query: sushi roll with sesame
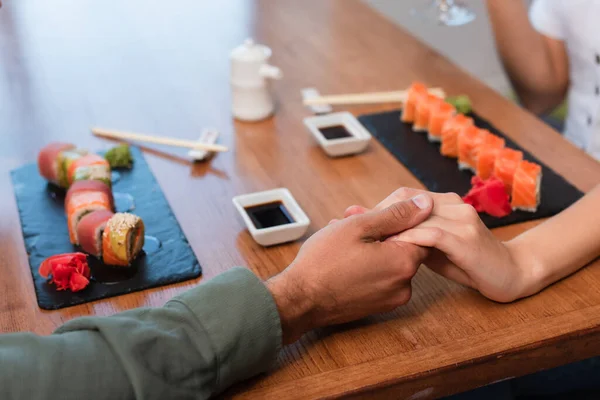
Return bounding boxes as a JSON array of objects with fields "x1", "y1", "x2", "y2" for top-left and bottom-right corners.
[{"x1": 102, "y1": 213, "x2": 145, "y2": 266}]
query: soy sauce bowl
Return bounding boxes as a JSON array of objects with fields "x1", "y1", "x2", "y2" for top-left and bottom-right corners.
[
  {"x1": 232, "y1": 188, "x2": 310, "y2": 247},
  {"x1": 303, "y1": 111, "x2": 372, "y2": 157}
]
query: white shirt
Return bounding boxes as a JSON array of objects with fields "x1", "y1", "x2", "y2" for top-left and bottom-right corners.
[{"x1": 530, "y1": 0, "x2": 600, "y2": 160}]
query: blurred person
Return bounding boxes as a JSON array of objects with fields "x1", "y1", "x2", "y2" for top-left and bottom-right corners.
[{"x1": 487, "y1": 0, "x2": 600, "y2": 160}]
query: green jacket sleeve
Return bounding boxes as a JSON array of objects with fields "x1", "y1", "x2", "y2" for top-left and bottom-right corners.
[{"x1": 0, "y1": 267, "x2": 282, "y2": 400}]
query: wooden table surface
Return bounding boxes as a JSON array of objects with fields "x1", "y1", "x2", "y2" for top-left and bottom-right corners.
[{"x1": 1, "y1": 1, "x2": 600, "y2": 398}]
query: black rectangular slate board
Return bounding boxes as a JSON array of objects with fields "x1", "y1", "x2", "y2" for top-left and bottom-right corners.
[
  {"x1": 358, "y1": 110, "x2": 584, "y2": 229},
  {"x1": 10, "y1": 147, "x2": 202, "y2": 310}
]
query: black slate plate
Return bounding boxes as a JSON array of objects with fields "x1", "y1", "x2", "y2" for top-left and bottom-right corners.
[
  {"x1": 10, "y1": 147, "x2": 202, "y2": 310},
  {"x1": 358, "y1": 110, "x2": 584, "y2": 228}
]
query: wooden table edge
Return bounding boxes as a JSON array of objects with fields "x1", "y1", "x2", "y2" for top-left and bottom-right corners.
[{"x1": 232, "y1": 301, "x2": 600, "y2": 399}]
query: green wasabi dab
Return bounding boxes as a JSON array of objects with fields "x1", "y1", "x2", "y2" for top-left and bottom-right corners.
[
  {"x1": 104, "y1": 144, "x2": 133, "y2": 169},
  {"x1": 446, "y1": 95, "x2": 472, "y2": 115}
]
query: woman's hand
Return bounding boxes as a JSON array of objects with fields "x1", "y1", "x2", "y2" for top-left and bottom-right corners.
[{"x1": 341, "y1": 188, "x2": 537, "y2": 303}]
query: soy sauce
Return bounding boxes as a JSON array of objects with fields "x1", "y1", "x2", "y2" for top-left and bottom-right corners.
[
  {"x1": 319, "y1": 125, "x2": 352, "y2": 140},
  {"x1": 244, "y1": 201, "x2": 294, "y2": 229}
]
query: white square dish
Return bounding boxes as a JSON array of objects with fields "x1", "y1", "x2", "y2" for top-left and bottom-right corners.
[
  {"x1": 232, "y1": 188, "x2": 310, "y2": 246},
  {"x1": 303, "y1": 111, "x2": 372, "y2": 157}
]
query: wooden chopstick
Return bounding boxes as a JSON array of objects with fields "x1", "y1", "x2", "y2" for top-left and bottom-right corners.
[
  {"x1": 91, "y1": 128, "x2": 229, "y2": 153},
  {"x1": 303, "y1": 87, "x2": 446, "y2": 106}
]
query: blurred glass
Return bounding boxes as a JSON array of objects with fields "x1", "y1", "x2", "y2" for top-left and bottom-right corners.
[{"x1": 411, "y1": 0, "x2": 476, "y2": 27}]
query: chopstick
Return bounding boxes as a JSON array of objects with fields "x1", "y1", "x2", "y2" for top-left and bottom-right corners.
[
  {"x1": 91, "y1": 128, "x2": 229, "y2": 153},
  {"x1": 303, "y1": 87, "x2": 446, "y2": 106}
]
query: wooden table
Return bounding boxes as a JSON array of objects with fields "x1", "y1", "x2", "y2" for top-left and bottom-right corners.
[{"x1": 1, "y1": 1, "x2": 600, "y2": 398}]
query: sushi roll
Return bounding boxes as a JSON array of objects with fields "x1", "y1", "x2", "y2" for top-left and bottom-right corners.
[
  {"x1": 57, "y1": 148, "x2": 88, "y2": 188},
  {"x1": 428, "y1": 101, "x2": 456, "y2": 142},
  {"x1": 66, "y1": 187, "x2": 113, "y2": 245},
  {"x1": 476, "y1": 134, "x2": 506, "y2": 180},
  {"x1": 67, "y1": 153, "x2": 112, "y2": 187},
  {"x1": 401, "y1": 82, "x2": 427, "y2": 123},
  {"x1": 511, "y1": 161, "x2": 542, "y2": 212},
  {"x1": 440, "y1": 114, "x2": 473, "y2": 158},
  {"x1": 37, "y1": 142, "x2": 76, "y2": 185},
  {"x1": 414, "y1": 94, "x2": 442, "y2": 132},
  {"x1": 65, "y1": 180, "x2": 114, "y2": 211},
  {"x1": 102, "y1": 213, "x2": 145, "y2": 267},
  {"x1": 493, "y1": 148, "x2": 524, "y2": 194},
  {"x1": 457, "y1": 126, "x2": 488, "y2": 171},
  {"x1": 77, "y1": 210, "x2": 115, "y2": 257}
]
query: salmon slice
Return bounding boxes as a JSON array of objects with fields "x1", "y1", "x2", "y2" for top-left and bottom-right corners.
[
  {"x1": 511, "y1": 160, "x2": 542, "y2": 212},
  {"x1": 440, "y1": 114, "x2": 474, "y2": 158},
  {"x1": 493, "y1": 148, "x2": 524, "y2": 194},
  {"x1": 458, "y1": 126, "x2": 488, "y2": 171},
  {"x1": 414, "y1": 94, "x2": 442, "y2": 132},
  {"x1": 428, "y1": 102, "x2": 456, "y2": 142},
  {"x1": 476, "y1": 134, "x2": 506, "y2": 179},
  {"x1": 401, "y1": 82, "x2": 428, "y2": 123}
]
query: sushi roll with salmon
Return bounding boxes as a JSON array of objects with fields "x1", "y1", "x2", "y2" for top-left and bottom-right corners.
[
  {"x1": 414, "y1": 94, "x2": 442, "y2": 132},
  {"x1": 77, "y1": 210, "x2": 115, "y2": 257},
  {"x1": 401, "y1": 82, "x2": 428, "y2": 124},
  {"x1": 511, "y1": 160, "x2": 542, "y2": 212},
  {"x1": 67, "y1": 153, "x2": 111, "y2": 187},
  {"x1": 57, "y1": 148, "x2": 88, "y2": 188},
  {"x1": 66, "y1": 185, "x2": 113, "y2": 245},
  {"x1": 457, "y1": 126, "x2": 488, "y2": 171},
  {"x1": 37, "y1": 143, "x2": 76, "y2": 185},
  {"x1": 427, "y1": 102, "x2": 456, "y2": 142},
  {"x1": 493, "y1": 148, "x2": 524, "y2": 194},
  {"x1": 65, "y1": 180, "x2": 114, "y2": 211},
  {"x1": 476, "y1": 134, "x2": 506, "y2": 180},
  {"x1": 102, "y1": 213, "x2": 145, "y2": 266},
  {"x1": 440, "y1": 114, "x2": 473, "y2": 158}
]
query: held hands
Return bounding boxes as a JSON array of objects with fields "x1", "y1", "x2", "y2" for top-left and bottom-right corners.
[
  {"x1": 344, "y1": 188, "x2": 535, "y2": 304},
  {"x1": 267, "y1": 195, "x2": 433, "y2": 344}
]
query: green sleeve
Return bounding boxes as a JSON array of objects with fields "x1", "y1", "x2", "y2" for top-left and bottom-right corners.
[{"x1": 0, "y1": 267, "x2": 282, "y2": 400}]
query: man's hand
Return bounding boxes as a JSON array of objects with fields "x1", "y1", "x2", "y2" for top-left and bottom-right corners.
[{"x1": 266, "y1": 194, "x2": 433, "y2": 344}]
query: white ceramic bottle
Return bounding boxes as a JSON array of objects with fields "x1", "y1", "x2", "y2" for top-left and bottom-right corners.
[{"x1": 230, "y1": 39, "x2": 282, "y2": 122}]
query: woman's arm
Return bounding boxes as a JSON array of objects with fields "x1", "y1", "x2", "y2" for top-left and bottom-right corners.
[
  {"x1": 509, "y1": 185, "x2": 600, "y2": 298},
  {"x1": 486, "y1": 0, "x2": 569, "y2": 114}
]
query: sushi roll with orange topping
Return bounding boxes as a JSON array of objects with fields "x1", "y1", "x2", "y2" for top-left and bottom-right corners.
[
  {"x1": 401, "y1": 82, "x2": 428, "y2": 124},
  {"x1": 457, "y1": 126, "x2": 488, "y2": 171},
  {"x1": 102, "y1": 213, "x2": 145, "y2": 266},
  {"x1": 440, "y1": 114, "x2": 473, "y2": 158},
  {"x1": 428, "y1": 102, "x2": 456, "y2": 142},
  {"x1": 493, "y1": 148, "x2": 524, "y2": 194},
  {"x1": 414, "y1": 94, "x2": 442, "y2": 132},
  {"x1": 476, "y1": 134, "x2": 506, "y2": 180},
  {"x1": 511, "y1": 160, "x2": 542, "y2": 212}
]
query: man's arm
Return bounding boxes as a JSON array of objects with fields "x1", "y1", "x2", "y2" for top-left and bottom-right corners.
[
  {"x1": 486, "y1": 0, "x2": 569, "y2": 114},
  {"x1": 0, "y1": 195, "x2": 433, "y2": 399},
  {"x1": 0, "y1": 268, "x2": 282, "y2": 400}
]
